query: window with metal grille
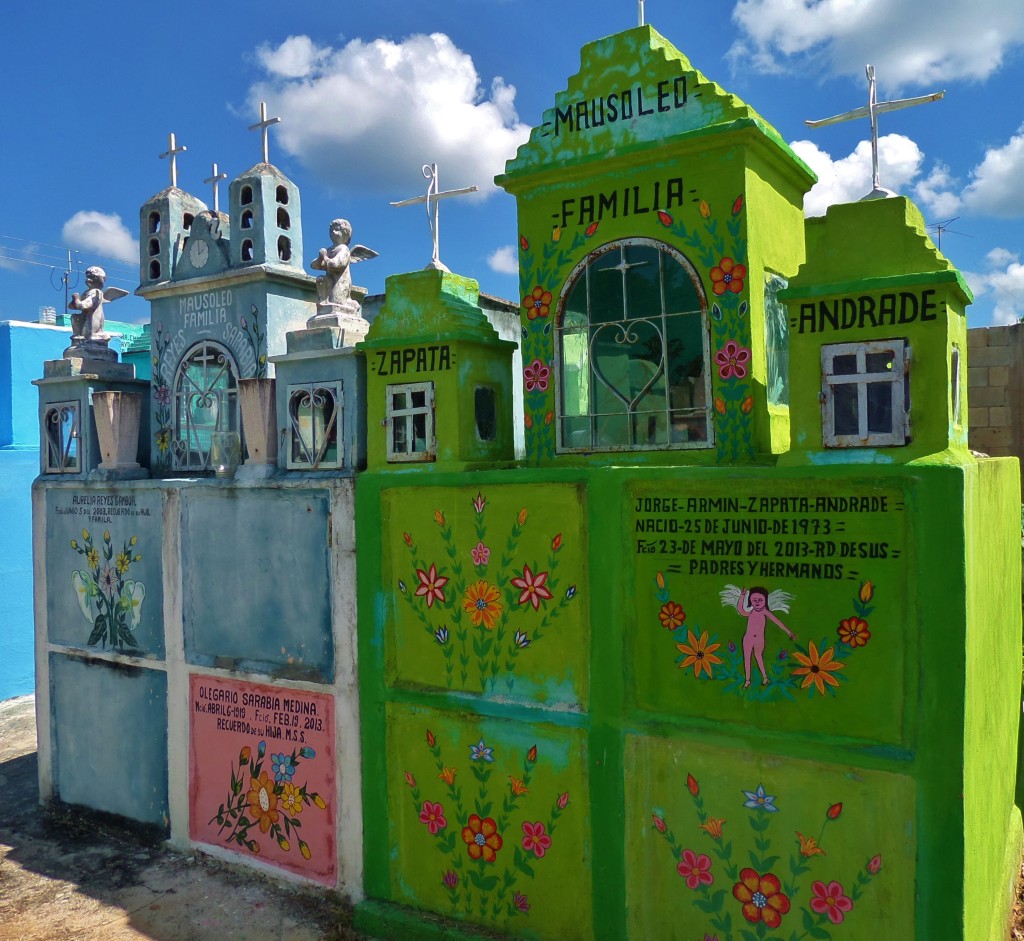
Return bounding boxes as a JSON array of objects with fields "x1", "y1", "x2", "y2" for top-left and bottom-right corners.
[
  {"x1": 172, "y1": 341, "x2": 239, "y2": 471},
  {"x1": 43, "y1": 402, "x2": 79, "y2": 473},
  {"x1": 287, "y1": 382, "x2": 343, "y2": 469},
  {"x1": 821, "y1": 339, "x2": 909, "y2": 447},
  {"x1": 556, "y1": 238, "x2": 713, "y2": 452},
  {"x1": 386, "y1": 381, "x2": 435, "y2": 462}
]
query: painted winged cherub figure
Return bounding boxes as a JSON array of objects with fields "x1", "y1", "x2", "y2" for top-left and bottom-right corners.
[
  {"x1": 68, "y1": 266, "x2": 128, "y2": 343},
  {"x1": 310, "y1": 218, "x2": 378, "y2": 315},
  {"x1": 720, "y1": 585, "x2": 797, "y2": 688}
]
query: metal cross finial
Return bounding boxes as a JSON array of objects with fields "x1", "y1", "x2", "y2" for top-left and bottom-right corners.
[
  {"x1": 204, "y1": 163, "x2": 228, "y2": 213},
  {"x1": 805, "y1": 65, "x2": 945, "y2": 200},
  {"x1": 638, "y1": 0, "x2": 645, "y2": 26},
  {"x1": 390, "y1": 163, "x2": 478, "y2": 271},
  {"x1": 159, "y1": 132, "x2": 187, "y2": 189},
  {"x1": 249, "y1": 101, "x2": 281, "y2": 164}
]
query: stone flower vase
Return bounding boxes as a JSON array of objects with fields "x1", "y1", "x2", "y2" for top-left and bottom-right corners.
[
  {"x1": 238, "y1": 377, "x2": 277, "y2": 465},
  {"x1": 93, "y1": 391, "x2": 142, "y2": 470}
]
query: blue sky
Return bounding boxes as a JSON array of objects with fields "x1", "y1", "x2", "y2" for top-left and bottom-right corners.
[{"x1": 1, "y1": 1, "x2": 1022, "y2": 328}]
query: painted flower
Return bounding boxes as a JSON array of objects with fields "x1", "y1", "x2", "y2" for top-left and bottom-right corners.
[
  {"x1": 859, "y1": 580, "x2": 874, "y2": 603},
  {"x1": 552, "y1": 226, "x2": 562, "y2": 242},
  {"x1": 434, "y1": 509, "x2": 446, "y2": 527},
  {"x1": 699, "y1": 817, "x2": 725, "y2": 840},
  {"x1": 657, "y1": 210, "x2": 674, "y2": 227},
  {"x1": 434, "y1": 626, "x2": 449, "y2": 645},
  {"x1": 868, "y1": 853, "x2": 883, "y2": 874},
  {"x1": 280, "y1": 782, "x2": 303, "y2": 816},
  {"x1": 658, "y1": 601, "x2": 686, "y2": 630},
  {"x1": 585, "y1": 220, "x2": 600, "y2": 237},
  {"x1": 732, "y1": 868, "x2": 791, "y2": 928},
  {"x1": 246, "y1": 771, "x2": 280, "y2": 834},
  {"x1": 87, "y1": 547, "x2": 100, "y2": 569},
  {"x1": 732, "y1": 195, "x2": 744, "y2": 216},
  {"x1": 796, "y1": 831, "x2": 826, "y2": 857},
  {"x1": 154, "y1": 384, "x2": 171, "y2": 405},
  {"x1": 678, "y1": 849, "x2": 714, "y2": 889},
  {"x1": 472, "y1": 492, "x2": 486, "y2": 514},
  {"x1": 519, "y1": 235, "x2": 529, "y2": 251},
  {"x1": 557, "y1": 792, "x2": 570, "y2": 809},
  {"x1": 810, "y1": 880, "x2": 853, "y2": 924},
  {"x1": 778, "y1": 649, "x2": 788, "y2": 660},
  {"x1": 514, "y1": 629, "x2": 531, "y2": 648},
  {"x1": 119, "y1": 581, "x2": 146, "y2": 628},
  {"x1": 524, "y1": 359, "x2": 551, "y2": 392},
  {"x1": 426, "y1": 730, "x2": 436, "y2": 747},
  {"x1": 741, "y1": 394, "x2": 754, "y2": 413},
  {"x1": 98, "y1": 564, "x2": 117, "y2": 598},
  {"x1": 517, "y1": 507, "x2": 528, "y2": 526},
  {"x1": 513, "y1": 891, "x2": 530, "y2": 913},
  {"x1": 521, "y1": 821, "x2": 552, "y2": 858},
  {"x1": 511, "y1": 564, "x2": 553, "y2": 611},
  {"x1": 551, "y1": 533, "x2": 562, "y2": 551},
  {"x1": 155, "y1": 430, "x2": 170, "y2": 453},
  {"x1": 403, "y1": 531, "x2": 413, "y2": 546},
  {"x1": 676, "y1": 629, "x2": 724, "y2": 679},
  {"x1": 523, "y1": 286, "x2": 552, "y2": 320},
  {"x1": 462, "y1": 580, "x2": 503, "y2": 628},
  {"x1": 838, "y1": 616, "x2": 871, "y2": 648},
  {"x1": 566, "y1": 585, "x2": 577, "y2": 599},
  {"x1": 405, "y1": 771, "x2": 417, "y2": 789},
  {"x1": 271, "y1": 752, "x2": 295, "y2": 783},
  {"x1": 471, "y1": 542, "x2": 491, "y2": 566},
  {"x1": 509, "y1": 776, "x2": 528, "y2": 796},
  {"x1": 115, "y1": 551, "x2": 131, "y2": 574},
  {"x1": 714, "y1": 396, "x2": 726, "y2": 415},
  {"x1": 438, "y1": 767, "x2": 456, "y2": 786},
  {"x1": 826, "y1": 802, "x2": 843, "y2": 820},
  {"x1": 415, "y1": 564, "x2": 449, "y2": 608},
  {"x1": 687, "y1": 774, "x2": 699, "y2": 797},
  {"x1": 699, "y1": 199, "x2": 711, "y2": 219},
  {"x1": 742, "y1": 784, "x2": 778, "y2": 813},
  {"x1": 715, "y1": 340, "x2": 751, "y2": 380},
  {"x1": 710, "y1": 257, "x2": 747, "y2": 295},
  {"x1": 652, "y1": 814, "x2": 667, "y2": 832},
  {"x1": 420, "y1": 800, "x2": 447, "y2": 834},
  {"x1": 470, "y1": 739, "x2": 494, "y2": 762},
  {"x1": 791, "y1": 641, "x2": 845, "y2": 695},
  {"x1": 527, "y1": 745, "x2": 537, "y2": 762},
  {"x1": 462, "y1": 814, "x2": 503, "y2": 862},
  {"x1": 443, "y1": 869, "x2": 458, "y2": 890}
]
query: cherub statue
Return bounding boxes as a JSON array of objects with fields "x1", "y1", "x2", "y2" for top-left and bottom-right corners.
[
  {"x1": 68, "y1": 266, "x2": 128, "y2": 344},
  {"x1": 310, "y1": 219, "x2": 378, "y2": 317}
]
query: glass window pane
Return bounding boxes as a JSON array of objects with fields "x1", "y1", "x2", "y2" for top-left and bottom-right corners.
[
  {"x1": 624, "y1": 244, "x2": 660, "y2": 319},
  {"x1": 411, "y1": 390, "x2": 426, "y2": 409},
  {"x1": 590, "y1": 249, "x2": 624, "y2": 324},
  {"x1": 412, "y1": 413, "x2": 427, "y2": 451},
  {"x1": 832, "y1": 354, "x2": 858, "y2": 375},
  {"x1": 865, "y1": 351, "x2": 894, "y2": 374},
  {"x1": 393, "y1": 417, "x2": 407, "y2": 453},
  {"x1": 392, "y1": 391, "x2": 406, "y2": 411},
  {"x1": 833, "y1": 384, "x2": 859, "y2": 436},
  {"x1": 866, "y1": 382, "x2": 894, "y2": 434}
]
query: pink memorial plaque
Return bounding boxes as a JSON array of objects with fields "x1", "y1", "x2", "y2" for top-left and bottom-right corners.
[{"x1": 189, "y1": 674, "x2": 337, "y2": 884}]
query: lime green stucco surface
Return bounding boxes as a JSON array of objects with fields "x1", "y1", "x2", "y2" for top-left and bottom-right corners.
[{"x1": 353, "y1": 20, "x2": 1021, "y2": 941}]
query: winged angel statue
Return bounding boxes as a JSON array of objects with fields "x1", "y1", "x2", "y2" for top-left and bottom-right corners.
[
  {"x1": 69, "y1": 266, "x2": 129, "y2": 343},
  {"x1": 311, "y1": 218, "x2": 378, "y2": 317}
]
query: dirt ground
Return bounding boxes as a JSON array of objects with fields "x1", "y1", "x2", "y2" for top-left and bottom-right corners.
[{"x1": 0, "y1": 695, "x2": 367, "y2": 941}]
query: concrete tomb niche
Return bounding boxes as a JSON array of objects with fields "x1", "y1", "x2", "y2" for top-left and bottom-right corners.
[{"x1": 93, "y1": 391, "x2": 142, "y2": 472}]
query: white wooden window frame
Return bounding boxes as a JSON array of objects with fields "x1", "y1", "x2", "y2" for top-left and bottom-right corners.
[
  {"x1": 386, "y1": 381, "x2": 436, "y2": 463},
  {"x1": 821, "y1": 338, "x2": 909, "y2": 447},
  {"x1": 42, "y1": 400, "x2": 80, "y2": 473},
  {"x1": 286, "y1": 381, "x2": 344, "y2": 470}
]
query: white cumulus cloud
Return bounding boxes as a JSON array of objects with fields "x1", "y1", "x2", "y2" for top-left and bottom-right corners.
[
  {"x1": 487, "y1": 245, "x2": 518, "y2": 275},
  {"x1": 790, "y1": 133, "x2": 924, "y2": 216},
  {"x1": 61, "y1": 211, "x2": 137, "y2": 264},
  {"x1": 248, "y1": 33, "x2": 531, "y2": 195},
  {"x1": 730, "y1": 0, "x2": 1024, "y2": 87},
  {"x1": 964, "y1": 249, "x2": 1024, "y2": 325},
  {"x1": 961, "y1": 126, "x2": 1024, "y2": 217}
]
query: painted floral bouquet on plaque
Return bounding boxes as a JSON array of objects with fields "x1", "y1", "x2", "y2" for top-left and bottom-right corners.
[
  {"x1": 654, "y1": 573, "x2": 877, "y2": 702},
  {"x1": 70, "y1": 528, "x2": 145, "y2": 650},
  {"x1": 653, "y1": 774, "x2": 883, "y2": 940},
  {"x1": 398, "y1": 492, "x2": 578, "y2": 691},
  {"x1": 405, "y1": 730, "x2": 570, "y2": 927},
  {"x1": 210, "y1": 740, "x2": 326, "y2": 860}
]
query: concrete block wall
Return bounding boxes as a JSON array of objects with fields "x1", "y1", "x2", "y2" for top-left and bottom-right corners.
[{"x1": 968, "y1": 323, "x2": 1024, "y2": 464}]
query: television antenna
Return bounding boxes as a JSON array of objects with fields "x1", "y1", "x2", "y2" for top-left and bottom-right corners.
[{"x1": 926, "y1": 216, "x2": 970, "y2": 251}]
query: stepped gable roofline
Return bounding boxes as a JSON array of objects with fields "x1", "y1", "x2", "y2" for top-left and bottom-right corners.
[
  {"x1": 781, "y1": 196, "x2": 973, "y2": 307},
  {"x1": 143, "y1": 185, "x2": 208, "y2": 209},
  {"x1": 498, "y1": 24, "x2": 814, "y2": 188},
  {"x1": 234, "y1": 161, "x2": 294, "y2": 184}
]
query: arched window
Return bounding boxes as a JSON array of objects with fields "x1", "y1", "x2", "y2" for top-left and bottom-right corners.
[
  {"x1": 277, "y1": 236, "x2": 291, "y2": 261},
  {"x1": 276, "y1": 185, "x2": 289, "y2": 204},
  {"x1": 149, "y1": 260, "x2": 161, "y2": 280},
  {"x1": 148, "y1": 238, "x2": 160, "y2": 257},
  {"x1": 240, "y1": 185, "x2": 253, "y2": 205},
  {"x1": 556, "y1": 238, "x2": 713, "y2": 452},
  {"x1": 277, "y1": 207, "x2": 290, "y2": 230},
  {"x1": 172, "y1": 341, "x2": 239, "y2": 472},
  {"x1": 241, "y1": 209, "x2": 254, "y2": 229},
  {"x1": 241, "y1": 239, "x2": 254, "y2": 262},
  {"x1": 148, "y1": 211, "x2": 161, "y2": 235}
]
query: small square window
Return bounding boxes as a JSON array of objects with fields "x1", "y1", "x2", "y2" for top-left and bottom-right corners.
[
  {"x1": 821, "y1": 339, "x2": 909, "y2": 447},
  {"x1": 386, "y1": 381, "x2": 435, "y2": 462},
  {"x1": 287, "y1": 382, "x2": 343, "y2": 469},
  {"x1": 43, "y1": 402, "x2": 79, "y2": 473}
]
